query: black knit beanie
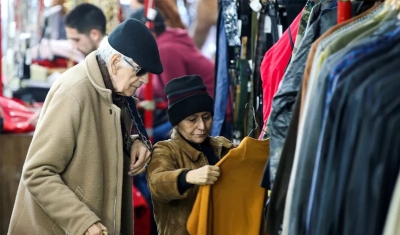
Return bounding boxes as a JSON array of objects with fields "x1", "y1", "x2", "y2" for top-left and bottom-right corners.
[{"x1": 164, "y1": 75, "x2": 214, "y2": 126}]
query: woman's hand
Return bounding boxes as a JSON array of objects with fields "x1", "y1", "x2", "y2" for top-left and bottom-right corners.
[
  {"x1": 85, "y1": 222, "x2": 107, "y2": 235},
  {"x1": 185, "y1": 165, "x2": 220, "y2": 185}
]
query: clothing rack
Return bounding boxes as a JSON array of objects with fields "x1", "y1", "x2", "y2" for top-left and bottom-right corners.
[
  {"x1": 214, "y1": 0, "x2": 300, "y2": 141},
  {"x1": 142, "y1": 0, "x2": 156, "y2": 142},
  {"x1": 338, "y1": 0, "x2": 352, "y2": 23},
  {"x1": 263, "y1": 1, "x2": 400, "y2": 234}
]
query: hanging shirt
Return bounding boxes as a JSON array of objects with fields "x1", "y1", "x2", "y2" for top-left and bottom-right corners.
[{"x1": 187, "y1": 137, "x2": 270, "y2": 235}]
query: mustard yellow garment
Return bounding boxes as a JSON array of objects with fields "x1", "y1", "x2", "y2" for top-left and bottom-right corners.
[{"x1": 187, "y1": 137, "x2": 270, "y2": 235}]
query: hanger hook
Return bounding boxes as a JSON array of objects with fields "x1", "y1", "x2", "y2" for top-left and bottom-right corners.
[{"x1": 245, "y1": 103, "x2": 259, "y2": 137}]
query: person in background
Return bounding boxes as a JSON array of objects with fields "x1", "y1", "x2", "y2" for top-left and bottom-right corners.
[
  {"x1": 129, "y1": 0, "x2": 186, "y2": 29},
  {"x1": 28, "y1": 3, "x2": 105, "y2": 128},
  {"x1": 42, "y1": 0, "x2": 68, "y2": 40},
  {"x1": 7, "y1": 19, "x2": 163, "y2": 235},
  {"x1": 146, "y1": 75, "x2": 236, "y2": 235},
  {"x1": 131, "y1": 8, "x2": 215, "y2": 143},
  {"x1": 190, "y1": 0, "x2": 218, "y2": 59},
  {"x1": 65, "y1": 3, "x2": 106, "y2": 56}
]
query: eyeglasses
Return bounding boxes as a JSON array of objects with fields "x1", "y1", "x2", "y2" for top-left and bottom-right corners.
[{"x1": 123, "y1": 57, "x2": 148, "y2": 77}]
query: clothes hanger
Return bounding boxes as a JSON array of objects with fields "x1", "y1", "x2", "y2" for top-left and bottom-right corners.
[{"x1": 245, "y1": 103, "x2": 267, "y2": 137}]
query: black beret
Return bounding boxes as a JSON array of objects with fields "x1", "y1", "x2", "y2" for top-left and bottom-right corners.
[{"x1": 108, "y1": 19, "x2": 163, "y2": 74}]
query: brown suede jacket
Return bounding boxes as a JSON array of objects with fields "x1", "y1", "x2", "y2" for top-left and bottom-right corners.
[{"x1": 147, "y1": 134, "x2": 235, "y2": 235}]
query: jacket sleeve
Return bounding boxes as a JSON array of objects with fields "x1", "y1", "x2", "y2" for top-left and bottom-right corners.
[
  {"x1": 146, "y1": 143, "x2": 194, "y2": 203},
  {"x1": 22, "y1": 90, "x2": 99, "y2": 235}
]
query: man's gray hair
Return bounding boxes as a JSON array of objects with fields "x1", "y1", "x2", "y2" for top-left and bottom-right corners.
[{"x1": 97, "y1": 36, "x2": 129, "y2": 67}]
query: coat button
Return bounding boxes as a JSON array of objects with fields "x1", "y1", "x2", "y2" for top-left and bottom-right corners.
[{"x1": 109, "y1": 109, "x2": 112, "y2": 115}]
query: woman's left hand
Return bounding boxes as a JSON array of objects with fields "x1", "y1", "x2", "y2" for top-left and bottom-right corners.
[{"x1": 129, "y1": 140, "x2": 151, "y2": 176}]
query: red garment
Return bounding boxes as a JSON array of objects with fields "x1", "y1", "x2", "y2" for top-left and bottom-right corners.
[
  {"x1": 133, "y1": 185, "x2": 151, "y2": 235},
  {"x1": 137, "y1": 28, "x2": 215, "y2": 101},
  {"x1": 259, "y1": 11, "x2": 302, "y2": 139},
  {"x1": 0, "y1": 97, "x2": 36, "y2": 133}
]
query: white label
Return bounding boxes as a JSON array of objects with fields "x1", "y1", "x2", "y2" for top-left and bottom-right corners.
[
  {"x1": 264, "y1": 16, "x2": 272, "y2": 33},
  {"x1": 278, "y1": 25, "x2": 283, "y2": 38}
]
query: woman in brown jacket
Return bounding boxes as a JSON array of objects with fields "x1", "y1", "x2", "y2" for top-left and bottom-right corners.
[{"x1": 146, "y1": 75, "x2": 236, "y2": 235}]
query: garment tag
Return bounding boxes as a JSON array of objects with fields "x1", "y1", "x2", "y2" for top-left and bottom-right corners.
[
  {"x1": 264, "y1": 15, "x2": 272, "y2": 33},
  {"x1": 278, "y1": 25, "x2": 283, "y2": 38}
]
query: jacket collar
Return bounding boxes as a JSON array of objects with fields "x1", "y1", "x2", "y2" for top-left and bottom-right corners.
[
  {"x1": 84, "y1": 51, "x2": 114, "y2": 104},
  {"x1": 171, "y1": 132, "x2": 233, "y2": 161}
]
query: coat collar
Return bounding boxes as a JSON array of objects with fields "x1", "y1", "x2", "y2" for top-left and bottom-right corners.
[
  {"x1": 171, "y1": 133, "x2": 233, "y2": 162},
  {"x1": 84, "y1": 51, "x2": 114, "y2": 104}
]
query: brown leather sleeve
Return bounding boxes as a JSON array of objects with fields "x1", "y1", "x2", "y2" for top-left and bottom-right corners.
[{"x1": 146, "y1": 143, "x2": 192, "y2": 203}]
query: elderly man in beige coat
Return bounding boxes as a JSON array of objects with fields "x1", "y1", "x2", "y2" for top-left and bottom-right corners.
[{"x1": 7, "y1": 19, "x2": 163, "y2": 235}]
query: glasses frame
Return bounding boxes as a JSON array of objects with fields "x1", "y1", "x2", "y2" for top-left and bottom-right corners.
[{"x1": 123, "y1": 57, "x2": 148, "y2": 77}]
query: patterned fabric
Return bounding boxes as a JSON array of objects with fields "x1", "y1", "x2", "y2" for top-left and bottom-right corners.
[
  {"x1": 292, "y1": 0, "x2": 320, "y2": 54},
  {"x1": 220, "y1": 0, "x2": 241, "y2": 46}
]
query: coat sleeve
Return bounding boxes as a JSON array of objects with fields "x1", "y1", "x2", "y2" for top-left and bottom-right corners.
[
  {"x1": 146, "y1": 143, "x2": 194, "y2": 203},
  {"x1": 22, "y1": 90, "x2": 100, "y2": 235}
]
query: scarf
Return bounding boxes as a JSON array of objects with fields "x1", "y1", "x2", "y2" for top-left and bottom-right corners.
[{"x1": 96, "y1": 54, "x2": 153, "y2": 153}]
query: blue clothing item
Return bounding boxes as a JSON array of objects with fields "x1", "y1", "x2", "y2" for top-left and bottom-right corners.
[
  {"x1": 211, "y1": 12, "x2": 230, "y2": 137},
  {"x1": 341, "y1": 65, "x2": 400, "y2": 235},
  {"x1": 306, "y1": 25, "x2": 400, "y2": 234},
  {"x1": 305, "y1": 20, "x2": 400, "y2": 231},
  {"x1": 327, "y1": 26, "x2": 400, "y2": 104},
  {"x1": 153, "y1": 121, "x2": 173, "y2": 143},
  {"x1": 328, "y1": 0, "x2": 337, "y2": 9}
]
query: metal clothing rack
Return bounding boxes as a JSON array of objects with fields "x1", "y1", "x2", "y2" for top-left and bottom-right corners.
[
  {"x1": 338, "y1": 0, "x2": 352, "y2": 23},
  {"x1": 143, "y1": 0, "x2": 156, "y2": 143}
]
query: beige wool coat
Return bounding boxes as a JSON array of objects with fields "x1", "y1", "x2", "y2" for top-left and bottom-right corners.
[{"x1": 8, "y1": 52, "x2": 136, "y2": 235}]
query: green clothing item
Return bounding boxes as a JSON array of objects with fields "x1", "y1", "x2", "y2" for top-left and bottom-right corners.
[{"x1": 292, "y1": 0, "x2": 321, "y2": 54}]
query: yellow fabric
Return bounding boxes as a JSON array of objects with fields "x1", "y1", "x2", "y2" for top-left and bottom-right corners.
[{"x1": 187, "y1": 137, "x2": 270, "y2": 235}]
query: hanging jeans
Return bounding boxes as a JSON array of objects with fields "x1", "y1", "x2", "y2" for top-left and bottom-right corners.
[{"x1": 211, "y1": 12, "x2": 230, "y2": 137}]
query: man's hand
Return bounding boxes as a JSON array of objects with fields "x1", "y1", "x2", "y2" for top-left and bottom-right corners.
[
  {"x1": 185, "y1": 165, "x2": 220, "y2": 185},
  {"x1": 129, "y1": 140, "x2": 151, "y2": 176},
  {"x1": 85, "y1": 222, "x2": 107, "y2": 235}
]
